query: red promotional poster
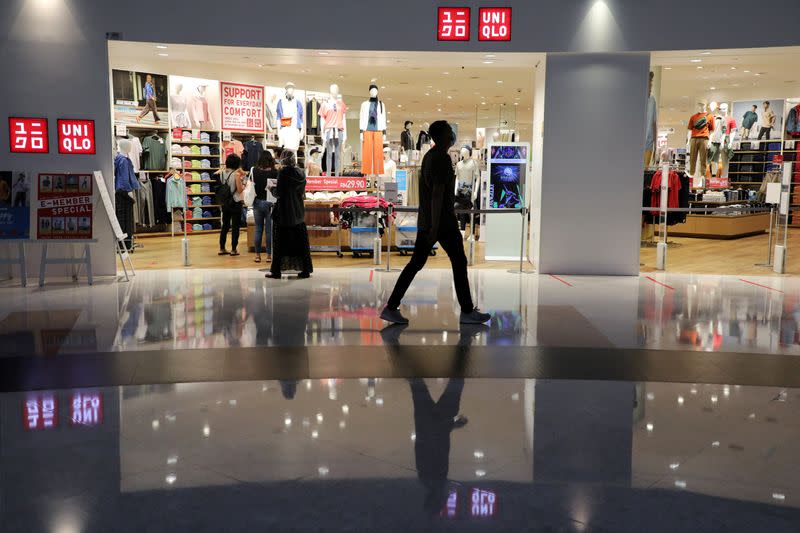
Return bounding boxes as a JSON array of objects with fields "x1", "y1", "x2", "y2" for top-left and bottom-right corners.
[
  {"x1": 306, "y1": 176, "x2": 368, "y2": 191},
  {"x1": 707, "y1": 175, "x2": 730, "y2": 189},
  {"x1": 57, "y1": 119, "x2": 96, "y2": 154},
  {"x1": 221, "y1": 82, "x2": 265, "y2": 132},
  {"x1": 23, "y1": 394, "x2": 58, "y2": 431},
  {"x1": 37, "y1": 173, "x2": 93, "y2": 239},
  {"x1": 437, "y1": 7, "x2": 470, "y2": 41},
  {"x1": 479, "y1": 7, "x2": 512, "y2": 41},
  {"x1": 9, "y1": 117, "x2": 49, "y2": 153}
]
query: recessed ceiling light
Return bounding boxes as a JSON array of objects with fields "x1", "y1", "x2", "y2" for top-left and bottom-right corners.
[
  {"x1": 158, "y1": 53, "x2": 168, "y2": 57},
  {"x1": 755, "y1": 72, "x2": 763, "y2": 76},
  {"x1": 744, "y1": 70, "x2": 751, "y2": 73},
  {"x1": 380, "y1": 85, "x2": 386, "y2": 89},
  {"x1": 436, "y1": 90, "x2": 441, "y2": 93},
  {"x1": 443, "y1": 71, "x2": 450, "y2": 75},
  {"x1": 484, "y1": 54, "x2": 496, "y2": 58},
  {"x1": 664, "y1": 67, "x2": 672, "y2": 70},
  {"x1": 317, "y1": 51, "x2": 330, "y2": 55},
  {"x1": 447, "y1": 95, "x2": 452, "y2": 99},
  {"x1": 696, "y1": 66, "x2": 703, "y2": 70},
  {"x1": 397, "y1": 104, "x2": 402, "y2": 107},
  {"x1": 483, "y1": 60, "x2": 494, "y2": 64},
  {"x1": 730, "y1": 66, "x2": 737, "y2": 70},
  {"x1": 690, "y1": 59, "x2": 702, "y2": 63},
  {"x1": 700, "y1": 51, "x2": 712, "y2": 55},
  {"x1": 496, "y1": 80, "x2": 503, "y2": 84},
  {"x1": 424, "y1": 92, "x2": 430, "y2": 96},
  {"x1": 257, "y1": 64, "x2": 263, "y2": 68},
  {"x1": 710, "y1": 86, "x2": 716, "y2": 90},
  {"x1": 514, "y1": 102, "x2": 519, "y2": 106},
  {"x1": 156, "y1": 45, "x2": 168, "y2": 49}
]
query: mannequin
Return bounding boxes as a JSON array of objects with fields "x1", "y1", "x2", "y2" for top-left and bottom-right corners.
[
  {"x1": 170, "y1": 84, "x2": 191, "y2": 129},
  {"x1": 686, "y1": 102, "x2": 714, "y2": 185},
  {"x1": 319, "y1": 84, "x2": 347, "y2": 176},
  {"x1": 455, "y1": 147, "x2": 479, "y2": 233},
  {"x1": 306, "y1": 147, "x2": 323, "y2": 176},
  {"x1": 276, "y1": 82, "x2": 304, "y2": 152},
  {"x1": 400, "y1": 120, "x2": 414, "y2": 152},
  {"x1": 190, "y1": 85, "x2": 213, "y2": 129},
  {"x1": 417, "y1": 122, "x2": 432, "y2": 158},
  {"x1": 643, "y1": 71, "x2": 657, "y2": 168},
  {"x1": 708, "y1": 102, "x2": 737, "y2": 179},
  {"x1": 306, "y1": 93, "x2": 322, "y2": 136},
  {"x1": 359, "y1": 84, "x2": 387, "y2": 175},
  {"x1": 114, "y1": 139, "x2": 140, "y2": 248},
  {"x1": 381, "y1": 147, "x2": 397, "y2": 182}
]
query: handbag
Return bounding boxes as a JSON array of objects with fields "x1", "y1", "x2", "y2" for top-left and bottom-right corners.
[{"x1": 242, "y1": 168, "x2": 257, "y2": 207}]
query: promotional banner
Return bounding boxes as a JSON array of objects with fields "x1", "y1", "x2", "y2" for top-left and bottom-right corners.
[
  {"x1": 707, "y1": 175, "x2": 730, "y2": 189},
  {"x1": 0, "y1": 170, "x2": 31, "y2": 238},
  {"x1": 221, "y1": 82, "x2": 264, "y2": 132},
  {"x1": 306, "y1": 176, "x2": 367, "y2": 191},
  {"x1": 111, "y1": 69, "x2": 168, "y2": 127},
  {"x1": 37, "y1": 173, "x2": 93, "y2": 239},
  {"x1": 732, "y1": 99, "x2": 785, "y2": 141}
]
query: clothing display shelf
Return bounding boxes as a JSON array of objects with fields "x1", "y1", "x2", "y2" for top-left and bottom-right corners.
[{"x1": 169, "y1": 130, "x2": 223, "y2": 235}]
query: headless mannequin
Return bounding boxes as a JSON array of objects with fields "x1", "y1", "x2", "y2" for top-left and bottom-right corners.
[
  {"x1": 277, "y1": 82, "x2": 302, "y2": 152},
  {"x1": 171, "y1": 83, "x2": 191, "y2": 128},
  {"x1": 687, "y1": 102, "x2": 713, "y2": 187},
  {"x1": 716, "y1": 103, "x2": 736, "y2": 179},
  {"x1": 319, "y1": 83, "x2": 346, "y2": 176},
  {"x1": 455, "y1": 147, "x2": 479, "y2": 233}
]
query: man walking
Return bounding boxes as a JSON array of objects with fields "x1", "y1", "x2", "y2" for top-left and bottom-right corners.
[{"x1": 381, "y1": 120, "x2": 490, "y2": 325}]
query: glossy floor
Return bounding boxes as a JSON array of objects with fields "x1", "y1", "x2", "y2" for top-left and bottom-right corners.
[
  {"x1": 1, "y1": 268, "x2": 798, "y2": 356},
  {"x1": 2, "y1": 378, "x2": 798, "y2": 532}
]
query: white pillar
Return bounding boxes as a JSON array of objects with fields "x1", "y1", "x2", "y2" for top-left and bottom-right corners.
[{"x1": 533, "y1": 53, "x2": 650, "y2": 275}]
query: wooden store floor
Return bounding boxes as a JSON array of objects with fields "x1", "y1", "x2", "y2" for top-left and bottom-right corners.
[{"x1": 131, "y1": 229, "x2": 800, "y2": 275}]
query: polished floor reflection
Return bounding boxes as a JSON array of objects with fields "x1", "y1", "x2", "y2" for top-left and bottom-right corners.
[
  {"x1": 0, "y1": 268, "x2": 799, "y2": 356},
  {"x1": 2, "y1": 378, "x2": 798, "y2": 532}
]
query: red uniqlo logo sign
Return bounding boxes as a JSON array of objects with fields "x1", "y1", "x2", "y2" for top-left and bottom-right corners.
[
  {"x1": 438, "y1": 7, "x2": 470, "y2": 41},
  {"x1": 71, "y1": 392, "x2": 103, "y2": 427},
  {"x1": 58, "y1": 119, "x2": 96, "y2": 155},
  {"x1": 24, "y1": 394, "x2": 58, "y2": 430},
  {"x1": 9, "y1": 117, "x2": 49, "y2": 153},
  {"x1": 479, "y1": 7, "x2": 512, "y2": 41}
]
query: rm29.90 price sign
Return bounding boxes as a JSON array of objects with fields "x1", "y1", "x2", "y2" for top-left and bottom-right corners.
[{"x1": 58, "y1": 119, "x2": 96, "y2": 155}]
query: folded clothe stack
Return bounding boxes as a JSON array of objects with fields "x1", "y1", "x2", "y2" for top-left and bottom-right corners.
[
  {"x1": 203, "y1": 210, "x2": 211, "y2": 218},
  {"x1": 172, "y1": 128, "x2": 183, "y2": 141},
  {"x1": 191, "y1": 160, "x2": 201, "y2": 169},
  {"x1": 202, "y1": 196, "x2": 212, "y2": 205},
  {"x1": 190, "y1": 145, "x2": 201, "y2": 155},
  {"x1": 181, "y1": 131, "x2": 192, "y2": 142},
  {"x1": 193, "y1": 224, "x2": 202, "y2": 231},
  {"x1": 203, "y1": 223, "x2": 212, "y2": 230},
  {"x1": 192, "y1": 196, "x2": 202, "y2": 206},
  {"x1": 200, "y1": 132, "x2": 210, "y2": 142},
  {"x1": 200, "y1": 159, "x2": 211, "y2": 169},
  {"x1": 183, "y1": 160, "x2": 192, "y2": 169},
  {"x1": 193, "y1": 207, "x2": 203, "y2": 219},
  {"x1": 172, "y1": 145, "x2": 183, "y2": 153},
  {"x1": 201, "y1": 184, "x2": 211, "y2": 193},
  {"x1": 200, "y1": 172, "x2": 211, "y2": 181},
  {"x1": 191, "y1": 184, "x2": 201, "y2": 194},
  {"x1": 201, "y1": 146, "x2": 211, "y2": 155},
  {"x1": 191, "y1": 171, "x2": 201, "y2": 181},
  {"x1": 185, "y1": 209, "x2": 192, "y2": 219},
  {"x1": 170, "y1": 157, "x2": 182, "y2": 169}
]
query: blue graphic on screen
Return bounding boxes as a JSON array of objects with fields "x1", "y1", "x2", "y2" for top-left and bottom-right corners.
[
  {"x1": 490, "y1": 164, "x2": 522, "y2": 208},
  {"x1": 490, "y1": 145, "x2": 527, "y2": 161}
]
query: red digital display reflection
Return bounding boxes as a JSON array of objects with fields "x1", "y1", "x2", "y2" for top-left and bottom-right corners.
[
  {"x1": 24, "y1": 394, "x2": 58, "y2": 430},
  {"x1": 71, "y1": 391, "x2": 103, "y2": 427},
  {"x1": 470, "y1": 488, "x2": 497, "y2": 518}
]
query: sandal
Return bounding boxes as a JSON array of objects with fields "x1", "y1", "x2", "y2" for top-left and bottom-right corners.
[
  {"x1": 255, "y1": 256, "x2": 262, "y2": 263},
  {"x1": 230, "y1": 250, "x2": 240, "y2": 257},
  {"x1": 218, "y1": 250, "x2": 230, "y2": 256}
]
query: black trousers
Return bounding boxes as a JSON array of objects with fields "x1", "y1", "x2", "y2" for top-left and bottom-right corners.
[
  {"x1": 387, "y1": 222, "x2": 474, "y2": 312},
  {"x1": 220, "y1": 203, "x2": 243, "y2": 251},
  {"x1": 758, "y1": 127, "x2": 771, "y2": 140}
]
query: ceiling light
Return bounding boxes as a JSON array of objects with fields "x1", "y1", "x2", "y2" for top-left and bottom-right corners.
[
  {"x1": 710, "y1": 86, "x2": 716, "y2": 90},
  {"x1": 669, "y1": 463, "x2": 680, "y2": 470},
  {"x1": 156, "y1": 45, "x2": 168, "y2": 49},
  {"x1": 443, "y1": 71, "x2": 450, "y2": 75},
  {"x1": 712, "y1": 441, "x2": 720, "y2": 447},
  {"x1": 484, "y1": 54, "x2": 496, "y2": 58},
  {"x1": 772, "y1": 493, "x2": 786, "y2": 501},
  {"x1": 496, "y1": 80, "x2": 503, "y2": 84},
  {"x1": 664, "y1": 67, "x2": 672, "y2": 70},
  {"x1": 755, "y1": 72, "x2": 762, "y2": 76},
  {"x1": 158, "y1": 53, "x2": 168, "y2": 57},
  {"x1": 514, "y1": 102, "x2": 519, "y2": 106},
  {"x1": 317, "y1": 51, "x2": 330, "y2": 55},
  {"x1": 380, "y1": 85, "x2": 386, "y2": 89},
  {"x1": 677, "y1": 396, "x2": 684, "y2": 405},
  {"x1": 675, "y1": 480, "x2": 687, "y2": 489},
  {"x1": 397, "y1": 104, "x2": 402, "y2": 107},
  {"x1": 257, "y1": 64, "x2": 263, "y2": 68},
  {"x1": 483, "y1": 60, "x2": 494, "y2": 64},
  {"x1": 696, "y1": 66, "x2": 703, "y2": 70},
  {"x1": 690, "y1": 59, "x2": 702, "y2": 63},
  {"x1": 700, "y1": 51, "x2": 712, "y2": 55},
  {"x1": 730, "y1": 66, "x2": 737, "y2": 70},
  {"x1": 424, "y1": 93, "x2": 430, "y2": 96},
  {"x1": 744, "y1": 70, "x2": 751, "y2": 73},
  {"x1": 447, "y1": 95, "x2": 452, "y2": 99},
  {"x1": 646, "y1": 423, "x2": 654, "y2": 432},
  {"x1": 436, "y1": 90, "x2": 442, "y2": 93}
]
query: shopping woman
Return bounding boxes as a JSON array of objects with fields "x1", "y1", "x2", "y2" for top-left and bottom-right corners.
[
  {"x1": 251, "y1": 151, "x2": 278, "y2": 263},
  {"x1": 266, "y1": 150, "x2": 313, "y2": 279},
  {"x1": 219, "y1": 154, "x2": 245, "y2": 256}
]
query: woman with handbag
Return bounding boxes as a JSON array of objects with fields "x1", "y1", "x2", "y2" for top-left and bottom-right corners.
[
  {"x1": 251, "y1": 152, "x2": 278, "y2": 263},
  {"x1": 266, "y1": 150, "x2": 313, "y2": 279},
  {"x1": 218, "y1": 154, "x2": 245, "y2": 256}
]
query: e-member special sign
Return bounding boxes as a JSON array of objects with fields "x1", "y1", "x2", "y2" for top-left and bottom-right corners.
[
  {"x1": 305, "y1": 176, "x2": 368, "y2": 191},
  {"x1": 37, "y1": 174, "x2": 93, "y2": 239},
  {"x1": 221, "y1": 82, "x2": 264, "y2": 132}
]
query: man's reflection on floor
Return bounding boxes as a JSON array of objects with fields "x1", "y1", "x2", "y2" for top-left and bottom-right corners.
[{"x1": 381, "y1": 322, "x2": 486, "y2": 516}]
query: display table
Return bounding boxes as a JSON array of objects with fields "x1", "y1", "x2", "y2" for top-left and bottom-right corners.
[{"x1": 669, "y1": 213, "x2": 770, "y2": 239}]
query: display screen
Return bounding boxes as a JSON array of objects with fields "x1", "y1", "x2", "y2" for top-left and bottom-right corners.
[
  {"x1": 490, "y1": 145, "x2": 527, "y2": 162},
  {"x1": 490, "y1": 164, "x2": 523, "y2": 208}
]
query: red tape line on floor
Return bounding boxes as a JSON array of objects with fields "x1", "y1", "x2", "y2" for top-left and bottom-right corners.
[
  {"x1": 645, "y1": 276, "x2": 674, "y2": 290},
  {"x1": 369, "y1": 270, "x2": 374, "y2": 283},
  {"x1": 549, "y1": 274, "x2": 573, "y2": 287},
  {"x1": 739, "y1": 278, "x2": 784, "y2": 293}
]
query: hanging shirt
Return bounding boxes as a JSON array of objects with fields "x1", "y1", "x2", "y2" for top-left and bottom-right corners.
[
  {"x1": 644, "y1": 94, "x2": 657, "y2": 151},
  {"x1": 222, "y1": 140, "x2": 244, "y2": 158},
  {"x1": 688, "y1": 112, "x2": 714, "y2": 138},
  {"x1": 166, "y1": 176, "x2": 186, "y2": 210},
  {"x1": 650, "y1": 169, "x2": 681, "y2": 216},
  {"x1": 141, "y1": 135, "x2": 167, "y2": 170},
  {"x1": 306, "y1": 98, "x2": 320, "y2": 133},
  {"x1": 114, "y1": 154, "x2": 141, "y2": 192},
  {"x1": 243, "y1": 140, "x2": 264, "y2": 170},
  {"x1": 127, "y1": 136, "x2": 143, "y2": 173}
]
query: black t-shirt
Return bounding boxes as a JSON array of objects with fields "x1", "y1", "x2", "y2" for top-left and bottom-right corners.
[
  {"x1": 418, "y1": 147, "x2": 456, "y2": 230},
  {"x1": 252, "y1": 167, "x2": 277, "y2": 201}
]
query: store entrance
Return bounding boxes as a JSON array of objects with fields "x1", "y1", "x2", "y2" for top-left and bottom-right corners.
[
  {"x1": 641, "y1": 46, "x2": 800, "y2": 276},
  {"x1": 107, "y1": 42, "x2": 541, "y2": 270}
]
